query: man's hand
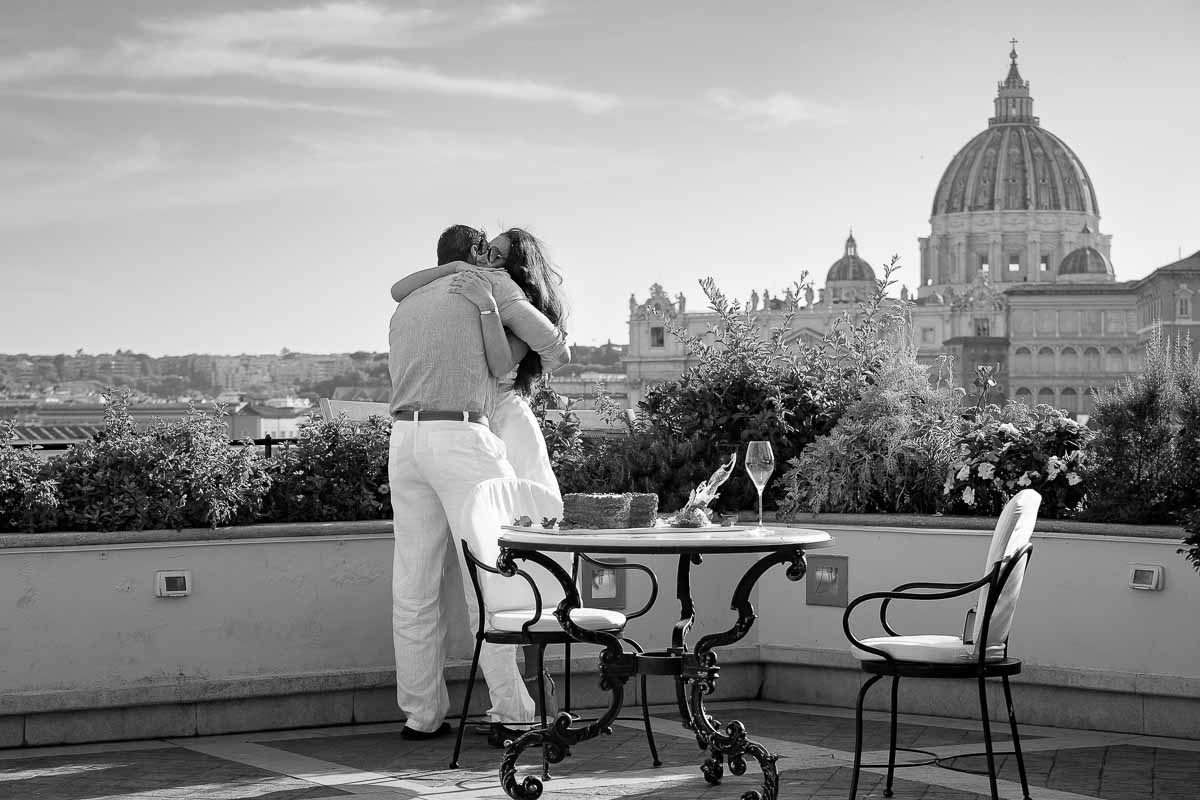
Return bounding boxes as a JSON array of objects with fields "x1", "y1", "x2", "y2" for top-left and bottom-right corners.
[{"x1": 448, "y1": 270, "x2": 498, "y2": 312}]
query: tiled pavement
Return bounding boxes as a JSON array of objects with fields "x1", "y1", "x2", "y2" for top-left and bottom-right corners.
[{"x1": 2, "y1": 701, "x2": 1198, "y2": 800}]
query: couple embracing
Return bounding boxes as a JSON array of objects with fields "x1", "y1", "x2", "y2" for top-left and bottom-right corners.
[{"x1": 386, "y1": 224, "x2": 570, "y2": 741}]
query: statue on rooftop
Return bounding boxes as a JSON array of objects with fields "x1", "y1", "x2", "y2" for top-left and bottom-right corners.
[
  {"x1": 676, "y1": 292, "x2": 686, "y2": 313},
  {"x1": 804, "y1": 285, "x2": 814, "y2": 309},
  {"x1": 749, "y1": 289, "x2": 759, "y2": 312},
  {"x1": 629, "y1": 293, "x2": 638, "y2": 315}
]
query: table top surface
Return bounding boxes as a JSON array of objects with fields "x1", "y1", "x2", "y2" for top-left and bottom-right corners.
[{"x1": 498, "y1": 525, "x2": 834, "y2": 554}]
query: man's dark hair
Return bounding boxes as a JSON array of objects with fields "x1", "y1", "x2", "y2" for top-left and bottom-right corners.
[{"x1": 436, "y1": 224, "x2": 486, "y2": 265}]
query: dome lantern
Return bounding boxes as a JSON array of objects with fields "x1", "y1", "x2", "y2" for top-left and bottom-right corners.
[{"x1": 991, "y1": 40, "x2": 1038, "y2": 126}]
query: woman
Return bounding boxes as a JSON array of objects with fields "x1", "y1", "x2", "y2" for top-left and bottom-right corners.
[{"x1": 390, "y1": 227, "x2": 567, "y2": 501}]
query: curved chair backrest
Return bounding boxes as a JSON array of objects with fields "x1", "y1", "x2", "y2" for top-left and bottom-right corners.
[
  {"x1": 459, "y1": 477, "x2": 569, "y2": 616},
  {"x1": 972, "y1": 489, "x2": 1041, "y2": 650}
]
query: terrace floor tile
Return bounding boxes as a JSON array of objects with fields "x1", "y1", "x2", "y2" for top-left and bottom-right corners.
[{"x1": 0, "y1": 701, "x2": 1195, "y2": 800}]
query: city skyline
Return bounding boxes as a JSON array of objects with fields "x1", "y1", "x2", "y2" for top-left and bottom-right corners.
[{"x1": 3, "y1": 1, "x2": 1198, "y2": 355}]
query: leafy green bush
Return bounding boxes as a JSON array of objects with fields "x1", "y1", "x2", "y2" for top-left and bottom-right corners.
[
  {"x1": 1172, "y1": 352, "x2": 1200, "y2": 513},
  {"x1": 0, "y1": 420, "x2": 60, "y2": 533},
  {"x1": 261, "y1": 413, "x2": 392, "y2": 522},
  {"x1": 942, "y1": 402, "x2": 1091, "y2": 518},
  {"x1": 1179, "y1": 509, "x2": 1200, "y2": 574},
  {"x1": 779, "y1": 344, "x2": 960, "y2": 516},
  {"x1": 49, "y1": 392, "x2": 270, "y2": 532},
  {"x1": 1082, "y1": 330, "x2": 1193, "y2": 524},
  {"x1": 547, "y1": 261, "x2": 923, "y2": 513}
]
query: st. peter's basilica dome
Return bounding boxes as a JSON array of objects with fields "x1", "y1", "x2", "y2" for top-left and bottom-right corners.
[{"x1": 930, "y1": 50, "x2": 1099, "y2": 217}]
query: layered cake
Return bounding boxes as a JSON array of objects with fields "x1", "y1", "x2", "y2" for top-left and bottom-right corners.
[
  {"x1": 561, "y1": 493, "x2": 631, "y2": 529},
  {"x1": 627, "y1": 493, "x2": 659, "y2": 528}
]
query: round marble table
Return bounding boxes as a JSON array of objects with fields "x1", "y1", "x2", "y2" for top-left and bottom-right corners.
[{"x1": 494, "y1": 525, "x2": 834, "y2": 800}]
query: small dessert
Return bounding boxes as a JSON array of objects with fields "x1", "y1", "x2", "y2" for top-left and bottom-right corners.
[{"x1": 561, "y1": 493, "x2": 632, "y2": 529}]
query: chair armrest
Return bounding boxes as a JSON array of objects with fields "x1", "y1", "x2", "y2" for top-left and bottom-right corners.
[
  {"x1": 463, "y1": 544, "x2": 552, "y2": 634},
  {"x1": 843, "y1": 572, "x2": 993, "y2": 645},
  {"x1": 575, "y1": 552, "x2": 660, "y2": 620}
]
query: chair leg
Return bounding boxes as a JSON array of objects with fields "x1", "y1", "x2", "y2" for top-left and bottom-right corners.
[
  {"x1": 848, "y1": 674, "x2": 884, "y2": 800},
  {"x1": 1002, "y1": 676, "x2": 1032, "y2": 800},
  {"x1": 563, "y1": 640, "x2": 572, "y2": 715},
  {"x1": 977, "y1": 676, "x2": 999, "y2": 800},
  {"x1": 450, "y1": 637, "x2": 484, "y2": 769},
  {"x1": 884, "y1": 675, "x2": 900, "y2": 798},
  {"x1": 537, "y1": 643, "x2": 550, "y2": 781}
]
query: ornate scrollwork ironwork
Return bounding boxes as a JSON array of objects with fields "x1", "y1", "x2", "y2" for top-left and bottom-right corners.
[
  {"x1": 682, "y1": 547, "x2": 804, "y2": 800},
  {"x1": 497, "y1": 547, "x2": 630, "y2": 800}
]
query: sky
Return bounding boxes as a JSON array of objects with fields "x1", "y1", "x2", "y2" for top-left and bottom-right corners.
[{"x1": 2, "y1": 0, "x2": 1198, "y2": 356}]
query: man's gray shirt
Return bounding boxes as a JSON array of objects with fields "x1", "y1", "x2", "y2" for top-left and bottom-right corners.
[{"x1": 388, "y1": 270, "x2": 569, "y2": 417}]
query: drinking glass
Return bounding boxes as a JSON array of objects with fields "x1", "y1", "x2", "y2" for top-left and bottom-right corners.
[{"x1": 744, "y1": 441, "x2": 775, "y2": 529}]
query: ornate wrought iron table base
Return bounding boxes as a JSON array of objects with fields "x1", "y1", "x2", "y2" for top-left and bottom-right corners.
[{"x1": 495, "y1": 539, "x2": 814, "y2": 800}]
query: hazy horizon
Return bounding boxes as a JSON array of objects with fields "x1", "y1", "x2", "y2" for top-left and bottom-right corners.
[{"x1": 3, "y1": 1, "x2": 1198, "y2": 356}]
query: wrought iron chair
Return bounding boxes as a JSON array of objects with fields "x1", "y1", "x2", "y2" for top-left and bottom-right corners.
[
  {"x1": 842, "y1": 489, "x2": 1041, "y2": 800},
  {"x1": 450, "y1": 477, "x2": 660, "y2": 777}
]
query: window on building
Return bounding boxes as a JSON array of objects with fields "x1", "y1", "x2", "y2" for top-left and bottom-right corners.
[
  {"x1": 921, "y1": 327, "x2": 936, "y2": 344},
  {"x1": 1039, "y1": 255, "x2": 1050, "y2": 272},
  {"x1": 1180, "y1": 297, "x2": 1192, "y2": 319},
  {"x1": 1008, "y1": 255, "x2": 1021, "y2": 273},
  {"x1": 974, "y1": 318, "x2": 990, "y2": 337},
  {"x1": 649, "y1": 326, "x2": 665, "y2": 348},
  {"x1": 980, "y1": 256, "x2": 990, "y2": 274}
]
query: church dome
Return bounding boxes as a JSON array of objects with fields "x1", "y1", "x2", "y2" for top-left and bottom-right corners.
[
  {"x1": 827, "y1": 232, "x2": 875, "y2": 283},
  {"x1": 1059, "y1": 245, "x2": 1112, "y2": 276},
  {"x1": 931, "y1": 48, "x2": 1099, "y2": 217}
]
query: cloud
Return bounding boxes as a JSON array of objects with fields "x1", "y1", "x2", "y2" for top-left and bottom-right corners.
[
  {"x1": 0, "y1": 3, "x2": 616, "y2": 114},
  {"x1": 0, "y1": 48, "x2": 82, "y2": 82},
  {"x1": 485, "y1": 1, "x2": 552, "y2": 27},
  {"x1": 706, "y1": 88, "x2": 847, "y2": 126},
  {"x1": 10, "y1": 88, "x2": 393, "y2": 118},
  {"x1": 140, "y1": 2, "x2": 449, "y2": 50}
]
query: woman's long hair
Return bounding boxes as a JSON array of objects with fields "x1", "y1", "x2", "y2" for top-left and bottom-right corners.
[{"x1": 500, "y1": 228, "x2": 568, "y2": 395}]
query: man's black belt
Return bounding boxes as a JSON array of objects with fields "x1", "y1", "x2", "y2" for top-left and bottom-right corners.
[{"x1": 393, "y1": 409, "x2": 488, "y2": 426}]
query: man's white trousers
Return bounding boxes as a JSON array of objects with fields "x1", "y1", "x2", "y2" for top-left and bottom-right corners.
[{"x1": 387, "y1": 419, "x2": 535, "y2": 733}]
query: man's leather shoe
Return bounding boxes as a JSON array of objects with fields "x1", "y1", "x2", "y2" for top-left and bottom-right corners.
[
  {"x1": 400, "y1": 721, "x2": 452, "y2": 741},
  {"x1": 487, "y1": 722, "x2": 531, "y2": 748}
]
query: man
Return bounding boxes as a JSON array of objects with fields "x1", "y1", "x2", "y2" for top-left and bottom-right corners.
[{"x1": 388, "y1": 224, "x2": 569, "y2": 740}]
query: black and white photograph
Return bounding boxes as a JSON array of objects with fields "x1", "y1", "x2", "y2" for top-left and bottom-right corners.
[{"x1": 2, "y1": 1, "x2": 1199, "y2": 798}]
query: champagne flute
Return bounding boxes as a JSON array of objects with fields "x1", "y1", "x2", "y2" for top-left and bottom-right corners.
[{"x1": 744, "y1": 441, "x2": 775, "y2": 530}]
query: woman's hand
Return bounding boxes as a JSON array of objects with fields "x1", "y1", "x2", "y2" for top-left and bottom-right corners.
[{"x1": 448, "y1": 270, "x2": 498, "y2": 312}]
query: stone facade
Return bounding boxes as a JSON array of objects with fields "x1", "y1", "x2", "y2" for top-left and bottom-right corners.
[{"x1": 624, "y1": 47, "x2": 1199, "y2": 414}]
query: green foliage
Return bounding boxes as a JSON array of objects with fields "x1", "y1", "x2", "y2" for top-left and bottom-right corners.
[
  {"x1": 49, "y1": 391, "x2": 270, "y2": 532},
  {"x1": 0, "y1": 420, "x2": 60, "y2": 533},
  {"x1": 1179, "y1": 509, "x2": 1200, "y2": 574},
  {"x1": 634, "y1": 276, "x2": 841, "y2": 510},
  {"x1": 261, "y1": 413, "x2": 392, "y2": 522},
  {"x1": 552, "y1": 260, "x2": 916, "y2": 513},
  {"x1": 1082, "y1": 330, "x2": 1194, "y2": 524},
  {"x1": 1172, "y1": 352, "x2": 1200, "y2": 512},
  {"x1": 942, "y1": 402, "x2": 1091, "y2": 518},
  {"x1": 779, "y1": 338, "x2": 960, "y2": 515}
]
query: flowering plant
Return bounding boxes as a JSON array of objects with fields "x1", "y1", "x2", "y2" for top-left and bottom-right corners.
[{"x1": 943, "y1": 403, "x2": 1092, "y2": 518}]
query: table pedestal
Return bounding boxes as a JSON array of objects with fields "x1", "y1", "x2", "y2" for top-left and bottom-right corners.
[{"x1": 496, "y1": 545, "x2": 808, "y2": 800}]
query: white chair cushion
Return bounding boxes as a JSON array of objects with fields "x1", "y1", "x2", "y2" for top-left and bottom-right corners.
[
  {"x1": 491, "y1": 607, "x2": 627, "y2": 634},
  {"x1": 851, "y1": 634, "x2": 1007, "y2": 664}
]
